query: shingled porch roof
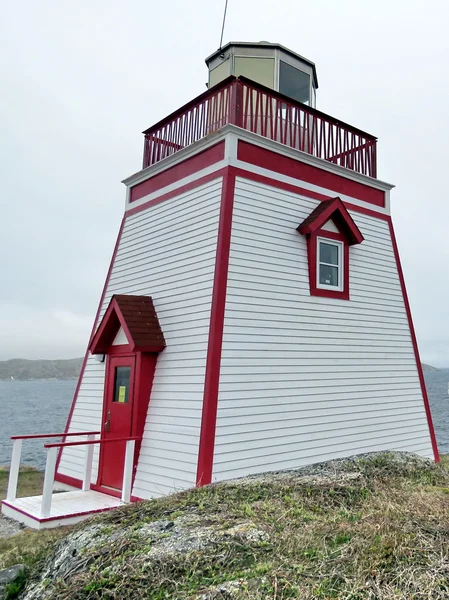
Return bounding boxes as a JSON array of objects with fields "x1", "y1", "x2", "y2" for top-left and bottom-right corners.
[
  {"x1": 89, "y1": 295, "x2": 166, "y2": 355},
  {"x1": 297, "y1": 197, "x2": 364, "y2": 245}
]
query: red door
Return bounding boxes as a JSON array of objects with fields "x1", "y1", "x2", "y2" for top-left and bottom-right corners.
[{"x1": 98, "y1": 355, "x2": 135, "y2": 490}]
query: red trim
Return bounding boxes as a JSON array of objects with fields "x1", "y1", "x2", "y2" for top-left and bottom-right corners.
[
  {"x1": 388, "y1": 219, "x2": 439, "y2": 462},
  {"x1": 45, "y1": 436, "x2": 141, "y2": 449},
  {"x1": 96, "y1": 355, "x2": 136, "y2": 488},
  {"x1": 107, "y1": 344, "x2": 133, "y2": 355},
  {"x1": 229, "y1": 167, "x2": 390, "y2": 222},
  {"x1": 343, "y1": 201, "x2": 388, "y2": 222},
  {"x1": 127, "y1": 163, "x2": 388, "y2": 224},
  {"x1": 130, "y1": 141, "x2": 225, "y2": 202},
  {"x1": 53, "y1": 473, "x2": 143, "y2": 502},
  {"x1": 130, "y1": 352, "x2": 157, "y2": 488},
  {"x1": 90, "y1": 484, "x2": 142, "y2": 502},
  {"x1": 54, "y1": 473, "x2": 82, "y2": 489},
  {"x1": 237, "y1": 141, "x2": 385, "y2": 207},
  {"x1": 298, "y1": 197, "x2": 364, "y2": 245},
  {"x1": 306, "y1": 230, "x2": 350, "y2": 301},
  {"x1": 231, "y1": 166, "x2": 330, "y2": 203},
  {"x1": 56, "y1": 217, "x2": 126, "y2": 475},
  {"x1": 126, "y1": 169, "x2": 228, "y2": 217},
  {"x1": 196, "y1": 169, "x2": 235, "y2": 486},
  {"x1": 53, "y1": 473, "x2": 143, "y2": 508}
]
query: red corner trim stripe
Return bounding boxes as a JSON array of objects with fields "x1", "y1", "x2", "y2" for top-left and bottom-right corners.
[
  {"x1": 388, "y1": 218, "x2": 439, "y2": 462},
  {"x1": 196, "y1": 169, "x2": 236, "y2": 486},
  {"x1": 55, "y1": 217, "x2": 126, "y2": 474}
]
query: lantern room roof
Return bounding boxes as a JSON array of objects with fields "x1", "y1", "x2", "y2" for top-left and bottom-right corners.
[{"x1": 205, "y1": 41, "x2": 319, "y2": 88}]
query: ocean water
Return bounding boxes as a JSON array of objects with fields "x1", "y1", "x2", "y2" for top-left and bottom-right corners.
[
  {"x1": 0, "y1": 380, "x2": 76, "y2": 469},
  {"x1": 423, "y1": 369, "x2": 449, "y2": 454},
  {"x1": 0, "y1": 373, "x2": 448, "y2": 470}
]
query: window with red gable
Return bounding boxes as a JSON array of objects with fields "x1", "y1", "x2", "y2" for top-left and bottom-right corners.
[{"x1": 297, "y1": 198, "x2": 364, "y2": 300}]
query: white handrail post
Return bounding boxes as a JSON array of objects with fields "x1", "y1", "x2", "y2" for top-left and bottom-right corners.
[
  {"x1": 82, "y1": 434, "x2": 95, "y2": 491},
  {"x1": 7, "y1": 439, "x2": 22, "y2": 501},
  {"x1": 121, "y1": 440, "x2": 135, "y2": 503},
  {"x1": 41, "y1": 447, "x2": 58, "y2": 518}
]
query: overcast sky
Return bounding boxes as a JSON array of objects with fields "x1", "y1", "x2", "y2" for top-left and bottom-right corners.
[{"x1": 1, "y1": 0, "x2": 448, "y2": 366}]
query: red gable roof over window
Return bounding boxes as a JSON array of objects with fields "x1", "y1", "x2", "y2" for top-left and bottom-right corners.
[
  {"x1": 297, "y1": 197, "x2": 364, "y2": 245},
  {"x1": 89, "y1": 295, "x2": 166, "y2": 355}
]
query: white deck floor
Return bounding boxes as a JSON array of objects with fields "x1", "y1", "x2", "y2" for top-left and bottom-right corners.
[{"x1": 2, "y1": 490, "x2": 123, "y2": 529}]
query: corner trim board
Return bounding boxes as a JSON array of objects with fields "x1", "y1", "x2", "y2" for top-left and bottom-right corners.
[
  {"x1": 388, "y1": 218, "x2": 439, "y2": 461},
  {"x1": 196, "y1": 169, "x2": 236, "y2": 486}
]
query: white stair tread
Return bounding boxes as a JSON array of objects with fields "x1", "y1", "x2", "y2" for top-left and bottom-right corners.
[{"x1": 3, "y1": 489, "x2": 122, "y2": 520}]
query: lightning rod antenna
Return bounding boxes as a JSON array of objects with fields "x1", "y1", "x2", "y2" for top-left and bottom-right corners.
[{"x1": 219, "y1": 0, "x2": 229, "y2": 51}]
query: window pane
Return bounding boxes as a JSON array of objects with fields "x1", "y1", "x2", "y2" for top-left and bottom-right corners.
[
  {"x1": 234, "y1": 57, "x2": 275, "y2": 89},
  {"x1": 279, "y1": 61, "x2": 310, "y2": 104},
  {"x1": 114, "y1": 366, "x2": 131, "y2": 403},
  {"x1": 319, "y1": 242, "x2": 339, "y2": 265},
  {"x1": 319, "y1": 264, "x2": 339, "y2": 287}
]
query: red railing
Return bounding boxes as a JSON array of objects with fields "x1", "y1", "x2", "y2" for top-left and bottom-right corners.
[{"x1": 142, "y1": 76, "x2": 377, "y2": 178}]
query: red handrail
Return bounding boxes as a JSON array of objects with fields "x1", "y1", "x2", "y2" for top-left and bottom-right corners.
[
  {"x1": 11, "y1": 431, "x2": 101, "y2": 441},
  {"x1": 45, "y1": 436, "x2": 141, "y2": 449},
  {"x1": 141, "y1": 75, "x2": 377, "y2": 178}
]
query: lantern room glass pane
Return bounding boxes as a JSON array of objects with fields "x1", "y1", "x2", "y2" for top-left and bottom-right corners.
[
  {"x1": 234, "y1": 57, "x2": 275, "y2": 89},
  {"x1": 279, "y1": 61, "x2": 311, "y2": 104},
  {"x1": 114, "y1": 367, "x2": 131, "y2": 403},
  {"x1": 209, "y1": 60, "x2": 231, "y2": 88}
]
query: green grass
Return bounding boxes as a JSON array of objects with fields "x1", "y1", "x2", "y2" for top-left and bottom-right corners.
[
  {"x1": 15, "y1": 452, "x2": 449, "y2": 600},
  {"x1": 3, "y1": 454, "x2": 449, "y2": 599},
  {"x1": 0, "y1": 466, "x2": 43, "y2": 500},
  {"x1": 0, "y1": 467, "x2": 68, "y2": 585}
]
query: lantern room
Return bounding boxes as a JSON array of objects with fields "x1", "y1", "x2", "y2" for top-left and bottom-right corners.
[{"x1": 205, "y1": 41, "x2": 319, "y2": 107}]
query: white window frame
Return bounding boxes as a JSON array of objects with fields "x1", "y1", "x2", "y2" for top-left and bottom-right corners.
[{"x1": 316, "y1": 237, "x2": 344, "y2": 291}]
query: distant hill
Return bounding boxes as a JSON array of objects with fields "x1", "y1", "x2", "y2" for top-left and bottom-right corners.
[
  {"x1": 0, "y1": 358, "x2": 83, "y2": 381},
  {"x1": 422, "y1": 363, "x2": 440, "y2": 372},
  {"x1": 0, "y1": 358, "x2": 441, "y2": 380}
]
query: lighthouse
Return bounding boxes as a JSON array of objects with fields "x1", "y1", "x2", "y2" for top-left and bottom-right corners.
[{"x1": 3, "y1": 42, "x2": 439, "y2": 528}]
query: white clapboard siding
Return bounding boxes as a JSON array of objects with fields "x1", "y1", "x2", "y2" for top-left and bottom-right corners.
[
  {"x1": 212, "y1": 177, "x2": 433, "y2": 481},
  {"x1": 59, "y1": 179, "x2": 222, "y2": 496},
  {"x1": 58, "y1": 357, "x2": 105, "y2": 481}
]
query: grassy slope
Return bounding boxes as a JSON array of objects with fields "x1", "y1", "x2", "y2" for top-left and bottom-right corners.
[
  {"x1": 0, "y1": 468, "x2": 68, "y2": 574},
  {"x1": 8, "y1": 453, "x2": 449, "y2": 600}
]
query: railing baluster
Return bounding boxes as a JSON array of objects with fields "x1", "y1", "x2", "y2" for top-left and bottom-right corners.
[
  {"x1": 243, "y1": 84, "x2": 250, "y2": 130},
  {"x1": 121, "y1": 440, "x2": 135, "y2": 503},
  {"x1": 82, "y1": 434, "x2": 95, "y2": 492},
  {"x1": 6, "y1": 439, "x2": 22, "y2": 502},
  {"x1": 140, "y1": 78, "x2": 377, "y2": 176},
  {"x1": 41, "y1": 447, "x2": 58, "y2": 518},
  {"x1": 300, "y1": 108, "x2": 306, "y2": 152}
]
